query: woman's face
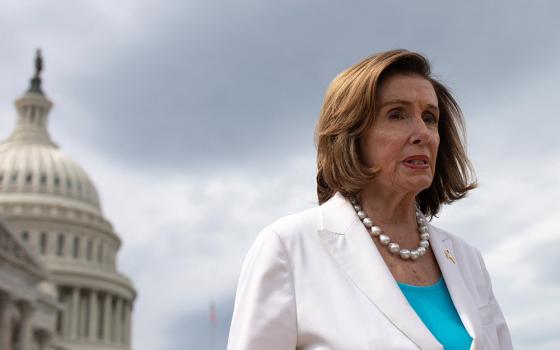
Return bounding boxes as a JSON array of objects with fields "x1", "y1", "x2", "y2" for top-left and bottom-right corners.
[{"x1": 360, "y1": 74, "x2": 440, "y2": 195}]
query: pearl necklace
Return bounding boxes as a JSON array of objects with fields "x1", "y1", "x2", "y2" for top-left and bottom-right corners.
[{"x1": 350, "y1": 198, "x2": 430, "y2": 261}]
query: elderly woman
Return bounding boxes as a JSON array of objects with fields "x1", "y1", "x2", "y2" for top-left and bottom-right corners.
[{"x1": 227, "y1": 50, "x2": 513, "y2": 350}]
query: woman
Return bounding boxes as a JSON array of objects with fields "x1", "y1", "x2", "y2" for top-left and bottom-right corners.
[{"x1": 227, "y1": 50, "x2": 513, "y2": 350}]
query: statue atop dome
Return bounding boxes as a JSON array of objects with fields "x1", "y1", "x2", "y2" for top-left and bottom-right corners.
[{"x1": 27, "y1": 48, "x2": 44, "y2": 95}]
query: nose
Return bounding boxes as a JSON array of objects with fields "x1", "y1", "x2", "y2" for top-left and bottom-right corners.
[{"x1": 409, "y1": 116, "x2": 430, "y2": 145}]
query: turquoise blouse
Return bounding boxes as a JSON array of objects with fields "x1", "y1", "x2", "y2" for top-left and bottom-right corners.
[{"x1": 397, "y1": 277, "x2": 473, "y2": 350}]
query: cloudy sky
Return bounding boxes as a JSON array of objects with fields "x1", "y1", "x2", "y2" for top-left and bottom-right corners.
[{"x1": 1, "y1": 0, "x2": 560, "y2": 349}]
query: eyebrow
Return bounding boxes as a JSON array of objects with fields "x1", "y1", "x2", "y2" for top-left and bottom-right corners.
[{"x1": 380, "y1": 99, "x2": 439, "y2": 112}]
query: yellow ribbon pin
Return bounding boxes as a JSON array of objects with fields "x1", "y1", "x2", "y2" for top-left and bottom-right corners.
[{"x1": 444, "y1": 249, "x2": 456, "y2": 264}]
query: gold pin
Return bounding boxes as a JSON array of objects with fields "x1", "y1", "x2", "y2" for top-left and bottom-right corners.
[{"x1": 444, "y1": 249, "x2": 456, "y2": 264}]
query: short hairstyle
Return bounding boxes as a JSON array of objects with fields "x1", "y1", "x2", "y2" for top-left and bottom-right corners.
[{"x1": 315, "y1": 49, "x2": 477, "y2": 218}]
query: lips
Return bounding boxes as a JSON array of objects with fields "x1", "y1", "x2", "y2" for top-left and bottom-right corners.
[{"x1": 402, "y1": 155, "x2": 429, "y2": 169}]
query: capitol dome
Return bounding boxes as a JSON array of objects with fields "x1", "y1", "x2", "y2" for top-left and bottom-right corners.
[
  {"x1": 0, "y1": 51, "x2": 135, "y2": 350},
  {"x1": 0, "y1": 74, "x2": 101, "y2": 213}
]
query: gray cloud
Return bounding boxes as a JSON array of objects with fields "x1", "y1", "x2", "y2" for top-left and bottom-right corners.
[
  {"x1": 529, "y1": 239, "x2": 560, "y2": 285},
  {"x1": 28, "y1": 0, "x2": 559, "y2": 172}
]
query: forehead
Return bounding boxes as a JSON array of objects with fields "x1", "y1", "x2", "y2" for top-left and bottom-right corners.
[{"x1": 377, "y1": 74, "x2": 438, "y2": 106}]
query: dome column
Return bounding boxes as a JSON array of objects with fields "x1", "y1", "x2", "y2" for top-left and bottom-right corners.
[
  {"x1": 69, "y1": 287, "x2": 80, "y2": 339},
  {"x1": 79, "y1": 292, "x2": 87, "y2": 338},
  {"x1": 113, "y1": 297, "x2": 123, "y2": 343},
  {"x1": 88, "y1": 290, "x2": 98, "y2": 341},
  {"x1": 60, "y1": 290, "x2": 71, "y2": 337},
  {"x1": 123, "y1": 301, "x2": 132, "y2": 346},
  {"x1": 102, "y1": 293, "x2": 112, "y2": 343}
]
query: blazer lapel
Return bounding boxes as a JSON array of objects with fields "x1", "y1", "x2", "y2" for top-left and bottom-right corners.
[
  {"x1": 430, "y1": 227, "x2": 484, "y2": 350},
  {"x1": 318, "y1": 193, "x2": 442, "y2": 350}
]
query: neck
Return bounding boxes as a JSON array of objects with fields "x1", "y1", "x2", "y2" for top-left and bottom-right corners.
[{"x1": 358, "y1": 182, "x2": 418, "y2": 227}]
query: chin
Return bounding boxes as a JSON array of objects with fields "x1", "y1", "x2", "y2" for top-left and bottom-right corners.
[{"x1": 406, "y1": 177, "x2": 434, "y2": 193}]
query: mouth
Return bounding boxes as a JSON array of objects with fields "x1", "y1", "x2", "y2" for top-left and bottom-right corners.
[
  {"x1": 405, "y1": 159, "x2": 428, "y2": 166},
  {"x1": 402, "y1": 156, "x2": 430, "y2": 169}
]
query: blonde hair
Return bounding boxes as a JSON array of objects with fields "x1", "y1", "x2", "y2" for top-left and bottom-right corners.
[{"x1": 315, "y1": 49, "x2": 477, "y2": 217}]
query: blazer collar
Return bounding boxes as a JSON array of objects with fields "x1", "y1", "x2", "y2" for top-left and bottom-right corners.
[
  {"x1": 318, "y1": 193, "x2": 443, "y2": 350},
  {"x1": 430, "y1": 228, "x2": 483, "y2": 350}
]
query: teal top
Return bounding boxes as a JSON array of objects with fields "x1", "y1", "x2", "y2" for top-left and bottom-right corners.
[{"x1": 397, "y1": 277, "x2": 473, "y2": 350}]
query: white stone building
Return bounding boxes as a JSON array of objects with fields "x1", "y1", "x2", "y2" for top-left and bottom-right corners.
[
  {"x1": 0, "y1": 216, "x2": 60, "y2": 350},
  {"x1": 0, "y1": 51, "x2": 136, "y2": 350}
]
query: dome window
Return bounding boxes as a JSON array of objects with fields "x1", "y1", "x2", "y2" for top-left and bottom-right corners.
[
  {"x1": 73, "y1": 236, "x2": 80, "y2": 258},
  {"x1": 54, "y1": 176, "x2": 60, "y2": 187},
  {"x1": 25, "y1": 172, "x2": 33, "y2": 184},
  {"x1": 66, "y1": 179, "x2": 72, "y2": 189},
  {"x1": 40, "y1": 173, "x2": 47, "y2": 185},
  {"x1": 21, "y1": 231, "x2": 29, "y2": 242},
  {"x1": 57, "y1": 233, "x2": 65, "y2": 256},
  {"x1": 40, "y1": 232, "x2": 48, "y2": 255},
  {"x1": 11, "y1": 172, "x2": 18, "y2": 184}
]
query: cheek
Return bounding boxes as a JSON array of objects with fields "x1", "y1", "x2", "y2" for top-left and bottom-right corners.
[
  {"x1": 360, "y1": 133, "x2": 383, "y2": 166},
  {"x1": 361, "y1": 129, "x2": 407, "y2": 168},
  {"x1": 375, "y1": 142, "x2": 405, "y2": 173}
]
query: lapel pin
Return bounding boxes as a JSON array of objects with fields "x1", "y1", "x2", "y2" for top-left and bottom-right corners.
[{"x1": 444, "y1": 249, "x2": 456, "y2": 264}]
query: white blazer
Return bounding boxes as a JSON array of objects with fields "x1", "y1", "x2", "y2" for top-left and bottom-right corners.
[{"x1": 228, "y1": 193, "x2": 513, "y2": 350}]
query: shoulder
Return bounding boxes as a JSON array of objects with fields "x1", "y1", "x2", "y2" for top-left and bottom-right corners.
[
  {"x1": 243, "y1": 205, "x2": 323, "y2": 265},
  {"x1": 260, "y1": 205, "x2": 321, "y2": 242}
]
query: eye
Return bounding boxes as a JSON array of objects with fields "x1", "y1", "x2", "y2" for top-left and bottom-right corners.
[
  {"x1": 388, "y1": 109, "x2": 405, "y2": 120},
  {"x1": 423, "y1": 112, "x2": 439, "y2": 125}
]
